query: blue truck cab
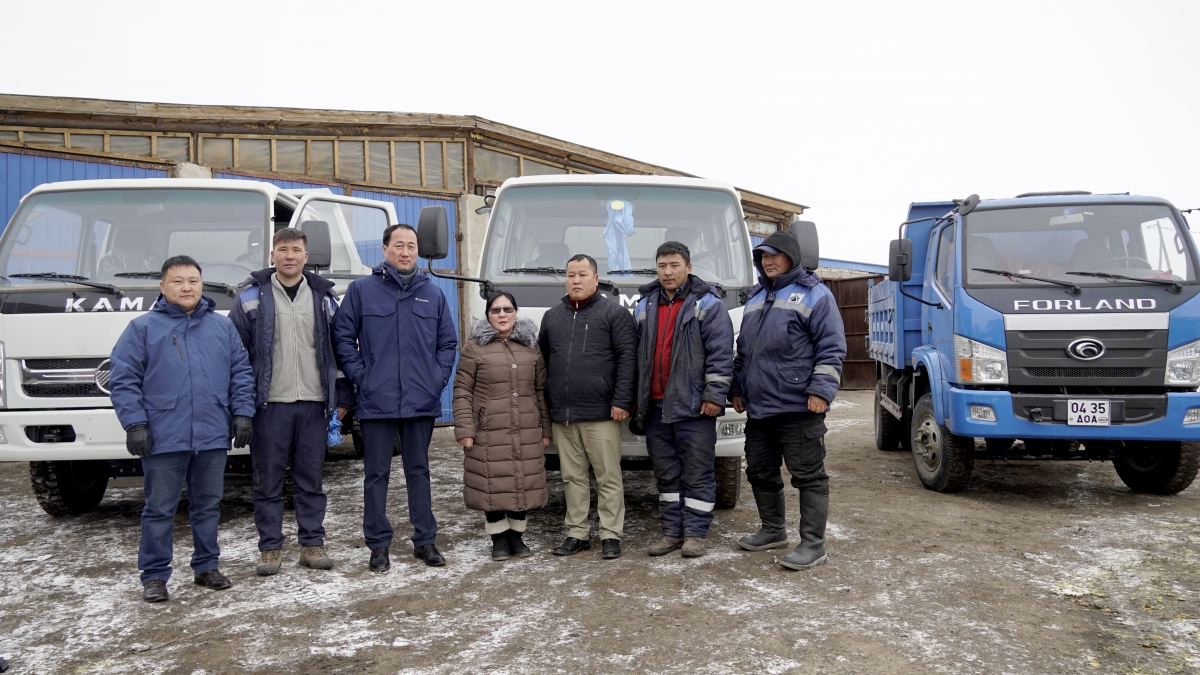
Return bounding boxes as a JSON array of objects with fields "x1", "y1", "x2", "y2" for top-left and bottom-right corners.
[{"x1": 868, "y1": 192, "x2": 1200, "y2": 494}]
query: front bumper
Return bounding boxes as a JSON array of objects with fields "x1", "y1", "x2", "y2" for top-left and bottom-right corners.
[
  {"x1": 0, "y1": 408, "x2": 250, "y2": 461},
  {"x1": 945, "y1": 387, "x2": 1200, "y2": 442},
  {"x1": 544, "y1": 407, "x2": 748, "y2": 458}
]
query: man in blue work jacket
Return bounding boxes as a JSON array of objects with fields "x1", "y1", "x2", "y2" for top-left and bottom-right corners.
[
  {"x1": 110, "y1": 255, "x2": 256, "y2": 603},
  {"x1": 731, "y1": 230, "x2": 846, "y2": 571},
  {"x1": 632, "y1": 241, "x2": 734, "y2": 559},
  {"x1": 333, "y1": 223, "x2": 458, "y2": 572}
]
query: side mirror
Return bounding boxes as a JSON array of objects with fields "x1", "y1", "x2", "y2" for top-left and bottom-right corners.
[
  {"x1": 889, "y1": 239, "x2": 913, "y2": 281},
  {"x1": 787, "y1": 219, "x2": 820, "y2": 270},
  {"x1": 299, "y1": 221, "x2": 331, "y2": 268},
  {"x1": 417, "y1": 206, "x2": 449, "y2": 260},
  {"x1": 474, "y1": 194, "x2": 495, "y2": 216}
]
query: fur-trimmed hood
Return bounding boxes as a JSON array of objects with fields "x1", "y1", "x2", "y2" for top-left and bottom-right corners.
[{"x1": 469, "y1": 316, "x2": 538, "y2": 348}]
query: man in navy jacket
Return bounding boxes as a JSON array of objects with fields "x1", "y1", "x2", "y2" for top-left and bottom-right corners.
[
  {"x1": 231, "y1": 228, "x2": 355, "y2": 576},
  {"x1": 333, "y1": 224, "x2": 458, "y2": 571},
  {"x1": 110, "y1": 256, "x2": 255, "y2": 603},
  {"x1": 731, "y1": 230, "x2": 846, "y2": 571},
  {"x1": 632, "y1": 241, "x2": 734, "y2": 559}
]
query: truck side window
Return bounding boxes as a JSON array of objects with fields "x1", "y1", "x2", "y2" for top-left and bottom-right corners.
[{"x1": 935, "y1": 224, "x2": 955, "y2": 298}]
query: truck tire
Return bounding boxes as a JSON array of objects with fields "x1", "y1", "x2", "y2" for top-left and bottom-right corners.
[
  {"x1": 1113, "y1": 441, "x2": 1199, "y2": 495},
  {"x1": 910, "y1": 393, "x2": 974, "y2": 493},
  {"x1": 350, "y1": 418, "x2": 365, "y2": 460},
  {"x1": 29, "y1": 460, "x2": 109, "y2": 516},
  {"x1": 874, "y1": 382, "x2": 906, "y2": 451},
  {"x1": 714, "y1": 456, "x2": 743, "y2": 509}
]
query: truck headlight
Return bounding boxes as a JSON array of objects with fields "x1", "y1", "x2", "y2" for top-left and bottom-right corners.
[
  {"x1": 1165, "y1": 339, "x2": 1200, "y2": 386},
  {"x1": 954, "y1": 335, "x2": 1008, "y2": 384}
]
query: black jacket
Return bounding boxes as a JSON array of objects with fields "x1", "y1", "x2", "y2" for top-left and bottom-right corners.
[
  {"x1": 538, "y1": 292, "x2": 638, "y2": 425},
  {"x1": 230, "y1": 269, "x2": 354, "y2": 416}
]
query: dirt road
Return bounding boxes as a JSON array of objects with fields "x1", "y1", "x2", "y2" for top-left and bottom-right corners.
[{"x1": 0, "y1": 389, "x2": 1196, "y2": 674}]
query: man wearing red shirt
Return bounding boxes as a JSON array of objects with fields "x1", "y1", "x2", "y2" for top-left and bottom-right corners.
[{"x1": 631, "y1": 241, "x2": 734, "y2": 558}]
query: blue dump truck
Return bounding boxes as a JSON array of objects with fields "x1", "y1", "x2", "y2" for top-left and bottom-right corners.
[{"x1": 868, "y1": 192, "x2": 1200, "y2": 494}]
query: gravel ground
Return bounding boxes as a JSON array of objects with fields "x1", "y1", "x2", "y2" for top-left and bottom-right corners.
[{"x1": 0, "y1": 389, "x2": 1197, "y2": 674}]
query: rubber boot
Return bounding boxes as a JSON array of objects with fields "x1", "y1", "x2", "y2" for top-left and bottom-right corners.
[
  {"x1": 737, "y1": 490, "x2": 789, "y2": 551},
  {"x1": 779, "y1": 490, "x2": 828, "y2": 570},
  {"x1": 490, "y1": 533, "x2": 512, "y2": 561}
]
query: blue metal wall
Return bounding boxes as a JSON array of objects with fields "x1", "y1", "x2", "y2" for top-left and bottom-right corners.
[
  {"x1": 353, "y1": 189, "x2": 461, "y2": 423},
  {"x1": 1, "y1": 151, "x2": 167, "y2": 229}
]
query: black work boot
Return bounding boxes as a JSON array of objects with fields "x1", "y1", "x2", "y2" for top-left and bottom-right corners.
[
  {"x1": 780, "y1": 491, "x2": 828, "y2": 570},
  {"x1": 507, "y1": 530, "x2": 532, "y2": 558},
  {"x1": 369, "y1": 547, "x2": 391, "y2": 573},
  {"x1": 490, "y1": 533, "x2": 512, "y2": 561},
  {"x1": 142, "y1": 579, "x2": 168, "y2": 603},
  {"x1": 737, "y1": 490, "x2": 789, "y2": 551}
]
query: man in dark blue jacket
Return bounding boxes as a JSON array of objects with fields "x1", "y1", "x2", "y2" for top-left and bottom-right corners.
[
  {"x1": 231, "y1": 228, "x2": 354, "y2": 576},
  {"x1": 730, "y1": 229, "x2": 846, "y2": 571},
  {"x1": 110, "y1": 256, "x2": 256, "y2": 603},
  {"x1": 333, "y1": 223, "x2": 458, "y2": 571},
  {"x1": 633, "y1": 241, "x2": 733, "y2": 559}
]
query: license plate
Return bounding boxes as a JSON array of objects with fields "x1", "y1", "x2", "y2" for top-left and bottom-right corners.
[{"x1": 1067, "y1": 400, "x2": 1110, "y2": 426}]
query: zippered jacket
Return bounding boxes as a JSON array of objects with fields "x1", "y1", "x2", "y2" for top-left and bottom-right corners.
[
  {"x1": 731, "y1": 230, "x2": 847, "y2": 419},
  {"x1": 633, "y1": 276, "x2": 734, "y2": 425},
  {"x1": 230, "y1": 269, "x2": 354, "y2": 417},
  {"x1": 110, "y1": 295, "x2": 255, "y2": 454},
  {"x1": 537, "y1": 292, "x2": 638, "y2": 425},
  {"x1": 332, "y1": 263, "x2": 458, "y2": 419}
]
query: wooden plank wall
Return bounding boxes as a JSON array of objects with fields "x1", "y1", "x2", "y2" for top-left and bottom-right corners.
[{"x1": 826, "y1": 275, "x2": 884, "y2": 390}]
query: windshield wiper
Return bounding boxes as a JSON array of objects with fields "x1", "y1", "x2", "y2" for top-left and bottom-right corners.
[
  {"x1": 972, "y1": 268, "x2": 1081, "y2": 295},
  {"x1": 1065, "y1": 271, "x2": 1183, "y2": 293},
  {"x1": 503, "y1": 267, "x2": 565, "y2": 276},
  {"x1": 114, "y1": 271, "x2": 236, "y2": 297},
  {"x1": 606, "y1": 269, "x2": 658, "y2": 275},
  {"x1": 9, "y1": 272, "x2": 125, "y2": 297}
]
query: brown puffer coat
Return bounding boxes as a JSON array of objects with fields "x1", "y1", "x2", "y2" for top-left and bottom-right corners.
[{"x1": 453, "y1": 317, "x2": 551, "y2": 512}]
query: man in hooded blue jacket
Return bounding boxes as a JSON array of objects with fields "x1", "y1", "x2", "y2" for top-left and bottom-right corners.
[
  {"x1": 110, "y1": 256, "x2": 256, "y2": 603},
  {"x1": 333, "y1": 223, "x2": 458, "y2": 572},
  {"x1": 730, "y1": 230, "x2": 846, "y2": 571}
]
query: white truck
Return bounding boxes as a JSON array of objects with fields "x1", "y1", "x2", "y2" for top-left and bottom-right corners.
[
  {"x1": 0, "y1": 178, "x2": 399, "y2": 515},
  {"x1": 417, "y1": 174, "x2": 767, "y2": 509}
]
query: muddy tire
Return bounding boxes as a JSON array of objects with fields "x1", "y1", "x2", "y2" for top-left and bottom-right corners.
[
  {"x1": 714, "y1": 456, "x2": 742, "y2": 509},
  {"x1": 874, "y1": 381, "x2": 906, "y2": 451},
  {"x1": 1113, "y1": 441, "x2": 1199, "y2": 495},
  {"x1": 29, "y1": 460, "x2": 109, "y2": 516},
  {"x1": 351, "y1": 420, "x2": 365, "y2": 460},
  {"x1": 910, "y1": 394, "x2": 974, "y2": 493}
]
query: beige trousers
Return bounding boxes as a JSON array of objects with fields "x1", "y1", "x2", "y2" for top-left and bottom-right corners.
[{"x1": 553, "y1": 420, "x2": 624, "y2": 541}]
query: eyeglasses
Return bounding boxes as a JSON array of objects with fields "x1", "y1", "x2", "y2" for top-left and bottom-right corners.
[{"x1": 488, "y1": 307, "x2": 516, "y2": 315}]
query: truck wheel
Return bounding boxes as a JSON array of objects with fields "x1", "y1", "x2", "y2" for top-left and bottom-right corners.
[
  {"x1": 714, "y1": 456, "x2": 743, "y2": 509},
  {"x1": 874, "y1": 382, "x2": 906, "y2": 451},
  {"x1": 910, "y1": 393, "x2": 974, "y2": 493},
  {"x1": 29, "y1": 460, "x2": 109, "y2": 516},
  {"x1": 1113, "y1": 441, "x2": 1199, "y2": 495},
  {"x1": 351, "y1": 420, "x2": 365, "y2": 460}
]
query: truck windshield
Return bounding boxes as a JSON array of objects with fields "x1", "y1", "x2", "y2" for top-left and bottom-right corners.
[
  {"x1": 0, "y1": 189, "x2": 269, "y2": 287},
  {"x1": 482, "y1": 185, "x2": 752, "y2": 286},
  {"x1": 964, "y1": 204, "x2": 1196, "y2": 287}
]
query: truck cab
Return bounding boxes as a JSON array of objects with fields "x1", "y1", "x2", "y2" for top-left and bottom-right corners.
[
  {"x1": 870, "y1": 192, "x2": 1200, "y2": 494},
  {"x1": 422, "y1": 174, "x2": 759, "y2": 508},
  {"x1": 0, "y1": 178, "x2": 398, "y2": 515}
]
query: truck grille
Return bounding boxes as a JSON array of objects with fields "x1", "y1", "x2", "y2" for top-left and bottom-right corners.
[
  {"x1": 20, "y1": 358, "x2": 108, "y2": 398},
  {"x1": 24, "y1": 383, "x2": 106, "y2": 397},
  {"x1": 1025, "y1": 367, "x2": 1145, "y2": 379},
  {"x1": 22, "y1": 358, "x2": 106, "y2": 370}
]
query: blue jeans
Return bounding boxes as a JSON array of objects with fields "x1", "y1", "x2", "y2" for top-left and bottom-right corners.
[
  {"x1": 644, "y1": 405, "x2": 718, "y2": 538},
  {"x1": 360, "y1": 417, "x2": 436, "y2": 549},
  {"x1": 139, "y1": 448, "x2": 228, "y2": 584}
]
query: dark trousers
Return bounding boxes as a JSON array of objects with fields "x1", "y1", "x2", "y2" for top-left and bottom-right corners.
[
  {"x1": 139, "y1": 448, "x2": 227, "y2": 584},
  {"x1": 250, "y1": 400, "x2": 328, "y2": 551},
  {"x1": 644, "y1": 405, "x2": 718, "y2": 538},
  {"x1": 360, "y1": 417, "x2": 436, "y2": 549},
  {"x1": 744, "y1": 412, "x2": 829, "y2": 495}
]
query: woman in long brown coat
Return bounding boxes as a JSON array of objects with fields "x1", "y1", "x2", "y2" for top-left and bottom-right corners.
[{"x1": 453, "y1": 291, "x2": 551, "y2": 561}]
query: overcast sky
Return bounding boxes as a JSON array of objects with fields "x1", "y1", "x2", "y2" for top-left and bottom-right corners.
[{"x1": 5, "y1": 1, "x2": 1198, "y2": 263}]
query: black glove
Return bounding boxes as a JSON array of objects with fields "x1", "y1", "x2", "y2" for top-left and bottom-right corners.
[
  {"x1": 232, "y1": 415, "x2": 254, "y2": 449},
  {"x1": 126, "y1": 424, "x2": 152, "y2": 458}
]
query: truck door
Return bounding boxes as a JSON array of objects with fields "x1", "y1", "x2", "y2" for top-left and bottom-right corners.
[
  {"x1": 926, "y1": 221, "x2": 957, "y2": 388},
  {"x1": 286, "y1": 195, "x2": 399, "y2": 277}
]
